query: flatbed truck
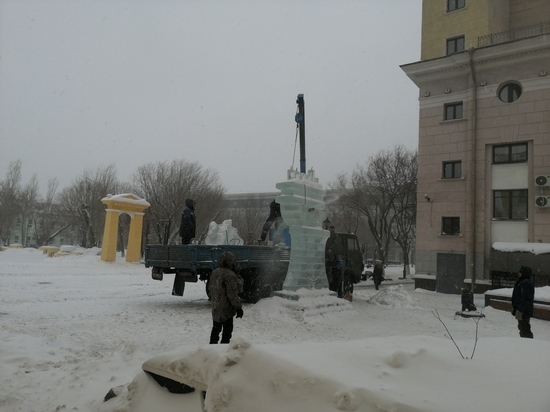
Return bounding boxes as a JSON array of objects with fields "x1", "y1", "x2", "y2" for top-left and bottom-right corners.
[{"x1": 144, "y1": 232, "x2": 364, "y2": 303}]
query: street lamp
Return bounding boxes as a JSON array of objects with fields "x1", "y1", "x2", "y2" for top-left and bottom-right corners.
[{"x1": 323, "y1": 218, "x2": 331, "y2": 230}]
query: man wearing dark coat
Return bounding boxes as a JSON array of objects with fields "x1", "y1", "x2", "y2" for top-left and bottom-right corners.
[
  {"x1": 179, "y1": 199, "x2": 196, "y2": 245},
  {"x1": 260, "y1": 200, "x2": 283, "y2": 242},
  {"x1": 511, "y1": 265, "x2": 535, "y2": 338},
  {"x1": 208, "y1": 252, "x2": 244, "y2": 344},
  {"x1": 372, "y1": 260, "x2": 385, "y2": 291}
]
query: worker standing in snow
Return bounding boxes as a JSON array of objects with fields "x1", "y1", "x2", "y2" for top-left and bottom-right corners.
[
  {"x1": 372, "y1": 260, "x2": 384, "y2": 290},
  {"x1": 208, "y1": 252, "x2": 244, "y2": 344},
  {"x1": 511, "y1": 266, "x2": 535, "y2": 338}
]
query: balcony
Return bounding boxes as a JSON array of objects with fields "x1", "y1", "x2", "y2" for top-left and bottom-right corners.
[{"x1": 478, "y1": 21, "x2": 550, "y2": 47}]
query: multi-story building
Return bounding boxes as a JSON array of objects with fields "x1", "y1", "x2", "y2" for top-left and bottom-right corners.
[
  {"x1": 5, "y1": 208, "x2": 80, "y2": 248},
  {"x1": 402, "y1": 0, "x2": 550, "y2": 292}
]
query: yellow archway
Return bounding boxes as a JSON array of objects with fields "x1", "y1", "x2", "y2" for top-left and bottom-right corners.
[{"x1": 100, "y1": 194, "x2": 150, "y2": 263}]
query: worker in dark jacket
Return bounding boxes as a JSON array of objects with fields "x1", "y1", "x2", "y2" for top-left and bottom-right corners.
[
  {"x1": 260, "y1": 200, "x2": 283, "y2": 243},
  {"x1": 208, "y1": 252, "x2": 244, "y2": 344},
  {"x1": 372, "y1": 260, "x2": 385, "y2": 290},
  {"x1": 179, "y1": 199, "x2": 196, "y2": 244},
  {"x1": 511, "y1": 265, "x2": 535, "y2": 338}
]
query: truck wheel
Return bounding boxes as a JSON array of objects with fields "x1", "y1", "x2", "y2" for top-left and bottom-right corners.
[
  {"x1": 246, "y1": 289, "x2": 261, "y2": 304},
  {"x1": 242, "y1": 275, "x2": 262, "y2": 303},
  {"x1": 342, "y1": 269, "x2": 354, "y2": 296},
  {"x1": 259, "y1": 284, "x2": 273, "y2": 299}
]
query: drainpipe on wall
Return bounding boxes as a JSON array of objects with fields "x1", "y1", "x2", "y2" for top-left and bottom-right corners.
[{"x1": 468, "y1": 48, "x2": 478, "y2": 293}]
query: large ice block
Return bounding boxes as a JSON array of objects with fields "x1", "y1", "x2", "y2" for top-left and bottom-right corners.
[{"x1": 276, "y1": 168, "x2": 329, "y2": 291}]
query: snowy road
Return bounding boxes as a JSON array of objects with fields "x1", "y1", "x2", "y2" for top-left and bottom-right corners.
[{"x1": 1, "y1": 248, "x2": 549, "y2": 412}]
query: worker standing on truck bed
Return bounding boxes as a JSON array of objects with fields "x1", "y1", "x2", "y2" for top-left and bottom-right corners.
[
  {"x1": 260, "y1": 200, "x2": 283, "y2": 243},
  {"x1": 208, "y1": 252, "x2": 244, "y2": 344},
  {"x1": 179, "y1": 199, "x2": 196, "y2": 245}
]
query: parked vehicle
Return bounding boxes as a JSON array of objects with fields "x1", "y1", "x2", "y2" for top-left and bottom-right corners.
[{"x1": 144, "y1": 232, "x2": 363, "y2": 303}]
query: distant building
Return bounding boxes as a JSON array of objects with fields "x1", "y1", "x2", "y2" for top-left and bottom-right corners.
[
  {"x1": 401, "y1": 0, "x2": 550, "y2": 292},
  {"x1": 222, "y1": 192, "x2": 279, "y2": 210},
  {"x1": 4, "y1": 206, "x2": 80, "y2": 248}
]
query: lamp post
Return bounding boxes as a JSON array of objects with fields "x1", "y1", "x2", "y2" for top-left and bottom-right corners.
[{"x1": 323, "y1": 218, "x2": 331, "y2": 230}]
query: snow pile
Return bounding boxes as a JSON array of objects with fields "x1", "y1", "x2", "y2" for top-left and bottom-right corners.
[
  {"x1": 57, "y1": 245, "x2": 102, "y2": 255},
  {"x1": 268, "y1": 288, "x2": 354, "y2": 320},
  {"x1": 493, "y1": 241, "x2": 550, "y2": 255},
  {"x1": 102, "y1": 336, "x2": 550, "y2": 412},
  {"x1": 367, "y1": 285, "x2": 418, "y2": 308},
  {"x1": 487, "y1": 285, "x2": 550, "y2": 302}
]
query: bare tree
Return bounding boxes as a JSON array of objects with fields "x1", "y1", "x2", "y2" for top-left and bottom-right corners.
[
  {"x1": 130, "y1": 160, "x2": 225, "y2": 246},
  {"x1": 325, "y1": 185, "x2": 362, "y2": 235},
  {"x1": 18, "y1": 174, "x2": 41, "y2": 246},
  {"x1": 56, "y1": 164, "x2": 119, "y2": 248},
  {"x1": 221, "y1": 198, "x2": 267, "y2": 244},
  {"x1": 389, "y1": 149, "x2": 417, "y2": 277},
  {"x1": 35, "y1": 178, "x2": 67, "y2": 246},
  {"x1": 336, "y1": 145, "x2": 417, "y2": 267},
  {"x1": 0, "y1": 160, "x2": 23, "y2": 245}
]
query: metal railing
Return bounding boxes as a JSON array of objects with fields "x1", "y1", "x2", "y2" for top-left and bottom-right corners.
[
  {"x1": 478, "y1": 21, "x2": 550, "y2": 47},
  {"x1": 491, "y1": 271, "x2": 550, "y2": 288}
]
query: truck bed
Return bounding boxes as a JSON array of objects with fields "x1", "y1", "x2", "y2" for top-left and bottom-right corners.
[
  {"x1": 145, "y1": 244, "x2": 292, "y2": 302},
  {"x1": 144, "y1": 244, "x2": 291, "y2": 272}
]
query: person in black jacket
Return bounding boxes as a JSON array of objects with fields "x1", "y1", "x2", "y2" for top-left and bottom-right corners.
[
  {"x1": 511, "y1": 265, "x2": 535, "y2": 338},
  {"x1": 208, "y1": 252, "x2": 244, "y2": 344},
  {"x1": 260, "y1": 200, "x2": 283, "y2": 243},
  {"x1": 372, "y1": 260, "x2": 385, "y2": 291},
  {"x1": 179, "y1": 199, "x2": 196, "y2": 245}
]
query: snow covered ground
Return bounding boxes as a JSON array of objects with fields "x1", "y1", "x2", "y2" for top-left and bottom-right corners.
[{"x1": 1, "y1": 247, "x2": 549, "y2": 412}]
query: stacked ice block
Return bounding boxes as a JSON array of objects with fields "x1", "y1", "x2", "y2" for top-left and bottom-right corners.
[{"x1": 276, "y1": 168, "x2": 329, "y2": 291}]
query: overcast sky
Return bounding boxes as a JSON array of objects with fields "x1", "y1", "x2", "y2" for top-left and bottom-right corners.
[{"x1": 0, "y1": 0, "x2": 422, "y2": 195}]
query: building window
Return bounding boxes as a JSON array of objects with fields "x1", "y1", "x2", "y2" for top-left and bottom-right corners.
[
  {"x1": 493, "y1": 190, "x2": 528, "y2": 220},
  {"x1": 442, "y1": 217, "x2": 460, "y2": 235},
  {"x1": 493, "y1": 143, "x2": 527, "y2": 164},
  {"x1": 498, "y1": 82, "x2": 522, "y2": 103},
  {"x1": 446, "y1": 36, "x2": 465, "y2": 55},
  {"x1": 444, "y1": 102, "x2": 463, "y2": 120},
  {"x1": 443, "y1": 161, "x2": 462, "y2": 179},
  {"x1": 447, "y1": 0, "x2": 465, "y2": 12}
]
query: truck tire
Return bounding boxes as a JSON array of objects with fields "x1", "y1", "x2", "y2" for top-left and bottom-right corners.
[
  {"x1": 337, "y1": 269, "x2": 354, "y2": 298},
  {"x1": 259, "y1": 284, "x2": 273, "y2": 299},
  {"x1": 344, "y1": 269, "x2": 355, "y2": 295}
]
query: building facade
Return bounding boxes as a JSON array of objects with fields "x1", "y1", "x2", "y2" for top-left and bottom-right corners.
[{"x1": 402, "y1": 0, "x2": 550, "y2": 292}]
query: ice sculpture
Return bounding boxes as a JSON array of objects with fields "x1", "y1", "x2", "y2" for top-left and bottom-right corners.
[
  {"x1": 276, "y1": 168, "x2": 329, "y2": 291},
  {"x1": 204, "y1": 219, "x2": 244, "y2": 245}
]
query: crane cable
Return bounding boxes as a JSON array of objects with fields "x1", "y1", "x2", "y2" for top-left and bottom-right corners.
[{"x1": 291, "y1": 107, "x2": 300, "y2": 170}]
